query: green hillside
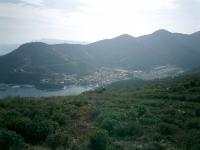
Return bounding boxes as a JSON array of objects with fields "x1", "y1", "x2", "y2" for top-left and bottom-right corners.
[
  {"x1": 0, "y1": 74, "x2": 200, "y2": 150},
  {"x1": 0, "y1": 42, "x2": 95, "y2": 85}
]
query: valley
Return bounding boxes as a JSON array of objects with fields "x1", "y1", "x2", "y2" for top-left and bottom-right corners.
[
  {"x1": 0, "y1": 65, "x2": 183, "y2": 98},
  {"x1": 39, "y1": 65, "x2": 183, "y2": 87},
  {"x1": 0, "y1": 30, "x2": 199, "y2": 90}
]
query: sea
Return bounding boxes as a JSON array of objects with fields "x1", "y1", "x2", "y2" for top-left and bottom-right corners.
[{"x1": 0, "y1": 84, "x2": 92, "y2": 99}]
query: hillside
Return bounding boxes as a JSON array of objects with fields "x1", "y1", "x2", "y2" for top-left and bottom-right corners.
[
  {"x1": 85, "y1": 29, "x2": 200, "y2": 69},
  {"x1": 0, "y1": 42, "x2": 95, "y2": 85},
  {"x1": 85, "y1": 34, "x2": 158, "y2": 69},
  {"x1": 0, "y1": 73, "x2": 200, "y2": 149},
  {"x1": 0, "y1": 29, "x2": 200, "y2": 86},
  {"x1": 137, "y1": 29, "x2": 200, "y2": 69}
]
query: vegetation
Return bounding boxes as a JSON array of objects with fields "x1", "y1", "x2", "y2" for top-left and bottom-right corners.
[{"x1": 0, "y1": 73, "x2": 200, "y2": 149}]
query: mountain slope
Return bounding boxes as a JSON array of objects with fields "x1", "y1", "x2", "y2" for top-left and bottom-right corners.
[
  {"x1": 85, "y1": 34, "x2": 159, "y2": 69},
  {"x1": 0, "y1": 42, "x2": 95, "y2": 84},
  {"x1": 0, "y1": 29, "x2": 200, "y2": 85},
  {"x1": 137, "y1": 29, "x2": 200, "y2": 69},
  {"x1": 84, "y1": 29, "x2": 200, "y2": 70}
]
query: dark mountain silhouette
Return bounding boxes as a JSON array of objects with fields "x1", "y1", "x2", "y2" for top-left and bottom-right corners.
[
  {"x1": 85, "y1": 34, "x2": 158, "y2": 69},
  {"x1": 136, "y1": 29, "x2": 200, "y2": 69},
  {"x1": 0, "y1": 29, "x2": 200, "y2": 85},
  {"x1": 0, "y1": 42, "x2": 95, "y2": 84},
  {"x1": 84, "y1": 29, "x2": 200, "y2": 69}
]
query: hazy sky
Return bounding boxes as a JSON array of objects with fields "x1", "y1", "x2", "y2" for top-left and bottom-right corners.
[{"x1": 0, "y1": 0, "x2": 200, "y2": 44}]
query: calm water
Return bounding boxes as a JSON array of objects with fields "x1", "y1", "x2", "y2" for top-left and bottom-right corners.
[{"x1": 0, "y1": 84, "x2": 93, "y2": 99}]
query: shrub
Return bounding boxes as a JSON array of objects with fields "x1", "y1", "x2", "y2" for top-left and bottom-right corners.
[
  {"x1": 5, "y1": 117, "x2": 58, "y2": 143},
  {"x1": 97, "y1": 111, "x2": 127, "y2": 123},
  {"x1": 89, "y1": 129, "x2": 110, "y2": 150},
  {"x1": 136, "y1": 106, "x2": 146, "y2": 117},
  {"x1": 186, "y1": 118, "x2": 200, "y2": 129},
  {"x1": 157, "y1": 123, "x2": 178, "y2": 135},
  {"x1": 101, "y1": 118, "x2": 118, "y2": 134},
  {"x1": 126, "y1": 109, "x2": 137, "y2": 121},
  {"x1": 142, "y1": 141, "x2": 164, "y2": 150},
  {"x1": 128, "y1": 122, "x2": 143, "y2": 137},
  {"x1": 46, "y1": 131, "x2": 72, "y2": 150},
  {"x1": 3, "y1": 116, "x2": 33, "y2": 141},
  {"x1": 46, "y1": 134, "x2": 60, "y2": 150},
  {"x1": 0, "y1": 129, "x2": 25, "y2": 150},
  {"x1": 113, "y1": 122, "x2": 142, "y2": 137},
  {"x1": 195, "y1": 109, "x2": 200, "y2": 117},
  {"x1": 52, "y1": 112, "x2": 68, "y2": 125},
  {"x1": 139, "y1": 117, "x2": 158, "y2": 125},
  {"x1": 177, "y1": 130, "x2": 200, "y2": 150},
  {"x1": 25, "y1": 119, "x2": 58, "y2": 143},
  {"x1": 160, "y1": 114, "x2": 182, "y2": 127},
  {"x1": 113, "y1": 123, "x2": 129, "y2": 137}
]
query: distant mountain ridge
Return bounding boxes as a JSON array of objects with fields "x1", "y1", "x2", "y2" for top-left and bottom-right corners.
[
  {"x1": 0, "y1": 29, "x2": 200, "y2": 85},
  {"x1": 0, "y1": 39, "x2": 90, "y2": 56},
  {"x1": 34, "y1": 38, "x2": 90, "y2": 45},
  {"x1": 85, "y1": 29, "x2": 200, "y2": 69}
]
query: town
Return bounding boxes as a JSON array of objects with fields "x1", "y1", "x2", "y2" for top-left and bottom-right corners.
[{"x1": 39, "y1": 65, "x2": 184, "y2": 89}]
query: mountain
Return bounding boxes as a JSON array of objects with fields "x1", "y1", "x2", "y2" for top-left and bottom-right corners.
[
  {"x1": 0, "y1": 42, "x2": 95, "y2": 85},
  {"x1": 85, "y1": 34, "x2": 159, "y2": 69},
  {"x1": 0, "y1": 29, "x2": 200, "y2": 85},
  {"x1": 84, "y1": 29, "x2": 200, "y2": 70},
  {"x1": 137, "y1": 29, "x2": 200, "y2": 69},
  {"x1": 34, "y1": 38, "x2": 90, "y2": 45}
]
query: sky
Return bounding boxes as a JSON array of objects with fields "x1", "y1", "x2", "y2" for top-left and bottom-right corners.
[{"x1": 0, "y1": 0, "x2": 200, "y2": 44}]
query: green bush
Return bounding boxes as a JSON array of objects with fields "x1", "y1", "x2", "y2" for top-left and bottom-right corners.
[
  {"x1": 129, "y1": 122, "x2": 143, "y2": 137},
  {"x1": 46, "y1": 130, "x2": 72, "y2": 150},
  {"x1": 89, "y1": 129, "x2": 110, "y2": 150},
  {"x1": 97, "y1": 111, "x2": 127, "y2": 123},
  {"x1": 177, "y1": 130, "x2": 200, "y2": 150},
  {"x1": 142, "y1": 142, "x2": 164, "y2": 150},
  {"x1": 52, "y1": 111, "x2": 68, "y2": 125},
  {"x1": 46, "y1": 134, "x2": 60, "y2": 150},
  {"x1": 3, "y1": 116, "x2": 32, "y2": 140},
  {"x1": 126, "y1": 109, "x2": 137, "y2": 121},
  {"x1": 136, "y1": 106, "x2": 146, "y2": 117},
  {"x1": 161, "y1": 114, "x2": 182, "y2": 127},
  {"x1": 157, "y1": 123, "x2": 178, "y2": 135},
  {"x1": 113, "y1": 123, "x2": 129, "y2": 137},
  {"x1": 195, "y1": 109, "x2": 200, "y2": 117},
  {"x1": 186, "y1": 118, "x2": 200, "y2": 129},
  {"x1": 4, "y1": 116, "x2": 57, "y2": 143},
  {"x1": 26, "y1": 119, "x2": 58, "y2": 143},
  {"x1": 101, "y1": 118, "x2": 118, "y2": 134},
  {"x1": 0, "y1": 129, "x2": 25, "y2": 150},
  {"x1": 113, "y1": 122, "x2": 143, "y2": 137}
]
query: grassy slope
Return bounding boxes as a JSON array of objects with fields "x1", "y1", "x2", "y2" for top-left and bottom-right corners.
[{"x1": 0, "y1": 73, "x2": 200, "y2": 150}]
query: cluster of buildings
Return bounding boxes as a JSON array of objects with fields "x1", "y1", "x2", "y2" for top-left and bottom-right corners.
[{"x1": 39, "y1": 65, "x2": 184, "y2": 87}]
